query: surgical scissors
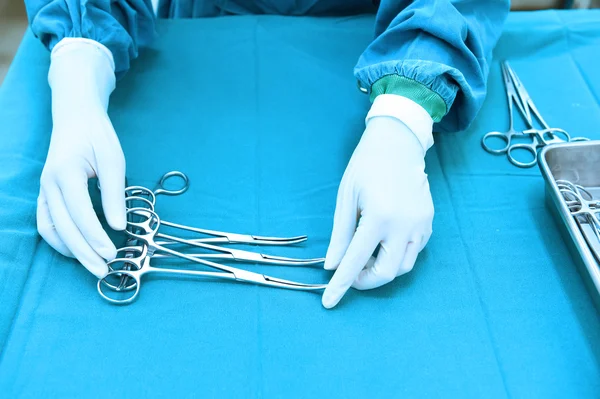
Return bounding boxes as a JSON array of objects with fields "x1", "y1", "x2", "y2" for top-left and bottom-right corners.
[
  {"x1": 98, "y1": 208, "x2": 327, "y2": 304},
  {"x1": 481, "y1": 61, "x2": 587, "y2": 168}
]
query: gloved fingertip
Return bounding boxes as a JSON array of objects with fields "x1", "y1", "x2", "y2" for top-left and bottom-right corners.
[
  {"x1": 321, "y1": 289, "x2": 341, "y2": 309},
  {"x1": 86, "y1": 262, "x2": 109, "y2": 279},
  {"x1": 351, "y1": 273, "x2": 378, "y2": 291},
  {"x1": 101, "y1": 187, "x2": 127, "y2": 231},
  {"x1": 97, "y1": 244, "x2": 117, "y2": 261},
  {"x1": 323, "y1": 259, "x2": 339, "y2": 271},
  {"x1": 351, "y1": 256, "x2": 377, "y2": 290},
  {"x1": 113, "y1": 219, "x2": 127, "y2": 231},
  {"x1": 55, "y1": 245, "x2": 76, "y2": 259},
  {"x1": 106, "y1": 212, "x2": 127, "y2": 231},
  {"x1": 351, "y1": 276, "x2": 367, "y2": 291}
]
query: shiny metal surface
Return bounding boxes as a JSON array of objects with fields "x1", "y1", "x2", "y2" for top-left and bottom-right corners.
[
  {"x1": 482, "y1": 61, "x2": 588, "y2": 168},
  {"x1": 98, "y1": 208, "x2": 326, "y2": 304},
  {"x1": 539, "y1": 141, "x2": 600, "y2": 310}
]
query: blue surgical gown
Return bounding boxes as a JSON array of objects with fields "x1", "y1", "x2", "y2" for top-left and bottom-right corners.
[{"x1": 24, "y1": 0, "x2": 510, "y2": 133}]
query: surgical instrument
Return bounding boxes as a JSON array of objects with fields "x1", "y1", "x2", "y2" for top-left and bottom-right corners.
[
  {"x1": 103, "y1": 241, "x2": 324, "y2": 294},
  {"x1": 98, "y1": 208, "x2": 327, "y2": 304},
  {"x1": 557, "y1": 180, "x2": 600, "y2": 230},
  {"x1": 116, "y1": 242, "x2": 324, "y2": 266},
  {"x1": 481, "y1": 62, "x2": 530, "y2": 155},
  {"x1": 122, "y1": 195, "x2": 309, "y2": 246},
  {"x1": 556, "y1": 179, "x2": 600, "y2": 263},
  {"x1": 118, "y1": 177, "x2": 312, "y2": 293},
  {"x1": 98, "y1": 170, "x2": 189, "y2": 204},
  {"x1": 481, "y1": 61, "x2": 587, "y2": 168},
  {"x1": 119, "y1": 171, "x2": 190, "y2": 289}
]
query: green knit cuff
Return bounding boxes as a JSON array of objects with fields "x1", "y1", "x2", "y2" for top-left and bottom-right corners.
[{"x1": 370, "y1": 75, "x2": 448, "y2": 122}]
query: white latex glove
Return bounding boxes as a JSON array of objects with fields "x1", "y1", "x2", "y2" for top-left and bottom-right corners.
[
  {"x1": 322, "y1": 94, "x2": 435, "y2": 308},
  {"x1": 37, "y1": 38, "x2": 126, "y2": 278}
]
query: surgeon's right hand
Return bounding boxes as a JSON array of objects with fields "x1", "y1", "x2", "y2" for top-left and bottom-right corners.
[{"x1": 37, "y1": 38, "x2": 126, "y2": 278}]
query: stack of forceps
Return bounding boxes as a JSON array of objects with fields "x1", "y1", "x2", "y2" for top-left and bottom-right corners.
[
  {"x1": 97, "y1": 171, "x2": 327, "y2": 305},
  {"x1": 481, "y1": 61, "x2": 588, "y2": 168},
  {"x1": 557, "y1": 180, "x2": 600, "y2": 262}
]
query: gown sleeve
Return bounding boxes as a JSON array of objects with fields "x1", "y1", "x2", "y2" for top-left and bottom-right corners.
[{"x1": 355, "y1": 0, "x2": 510, "y2": 132}]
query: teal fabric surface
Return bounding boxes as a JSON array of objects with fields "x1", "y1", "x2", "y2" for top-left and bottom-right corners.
[{"x1": 1, "y1": 11, "x2": 599, "y2": 397}]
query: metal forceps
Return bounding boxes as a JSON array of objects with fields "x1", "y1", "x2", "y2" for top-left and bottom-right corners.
[
  {"x1": 125, "y1": 171, "x2": 189, "y2": 209},
  {"x1": 557, "y1": 180, "x2": 600, "y2": 240},
  {"x1": 98, "y1": 208, "x2": 327, "y2": 304},
  {"x1": 97, "y1": 170, "x2": 189, "y2": 204},
  {"x1": 481, "y1": 62, "x2": 530, "y2": 155},
  {"x1": 119, "y1": 171, "x2": 190, "y2": 287},
  {"x1": 482, "y1": 62, "x2": 587, "y2": 168},
  {"x1": 122, "y1": 171, "x2": 190, "y2": 245},
  {"x1": 115, "y1": 187, "x2": 315, "y2": 293},
  {"x1": 117, "y1": 199, "x2": 320, "y2": 260},
  {"x1": 123, "y1": 194, "x2": 309, "y2": 247},
  {"x1": 116, "y1": 242, "x2": 324, "y2": 265}
]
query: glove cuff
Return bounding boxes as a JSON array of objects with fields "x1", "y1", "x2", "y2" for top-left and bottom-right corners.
[
  {"x1": 51, "y1": 38, "x2": 116, "y2": 71},
  {"x1": 49, "y1": 38, "x2": 116, "y2": 110},
  {"x1": 366, "y1": 94, "x2": 434, "y2": 154}
]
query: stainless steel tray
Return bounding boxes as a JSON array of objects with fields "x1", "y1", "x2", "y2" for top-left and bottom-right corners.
[{"x1": 539, "y1": 141, "x2": 600, "y2": 311}]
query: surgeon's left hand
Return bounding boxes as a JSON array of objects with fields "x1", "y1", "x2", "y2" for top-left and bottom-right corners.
[{"x1": 322, "y1": 95, "x2": 435, "y2": 308}]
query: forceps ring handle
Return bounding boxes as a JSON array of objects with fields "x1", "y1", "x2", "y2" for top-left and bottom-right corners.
[
  {"x1": 101, "y1": 258, "x2": 142, "y2": 292},
  {"x1": 506, "y1": 142, "x2": 538, "y2": 168},
  {"x1": 154, "y1": 171, "x2": 189, "y2": 196},
  {"x1": 125, "y1": 194, "x2": 155, "y2": 211},
  {"x1": 98, "y1": 270, "x2": 141, "y2": 305},
  {"x1": 481, "y1": 131, "x2": 511, "y2": 154},
  {"x1": 125, "y1": 208, "x2": 161, "y2": 238}
]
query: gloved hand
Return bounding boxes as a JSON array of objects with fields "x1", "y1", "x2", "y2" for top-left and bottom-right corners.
[
  {"x1": 322, "y1": 94, "x2": 435, "y2": 308},
  {"x1": 37, "y1": 38, "x2": 126, "y2": 278}
]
